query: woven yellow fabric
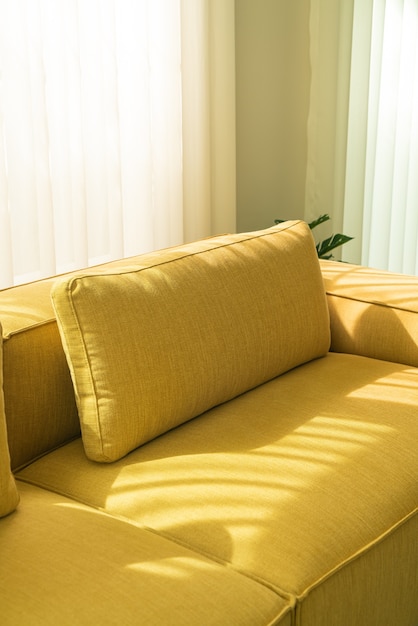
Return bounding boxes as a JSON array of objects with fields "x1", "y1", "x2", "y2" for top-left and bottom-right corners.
[
  {"x1": 0, "y1": 250, "x2": 210, "y2": 469},
  {"x1": 18, "y1": 352, "x2": 418, "y2": 624},
  {"x1": 0, "y1": 323, "x2": 19, "y2": 516},
  {"x1": 51, "y1": 221, "x2": 330, "y2": 462},
  {"x1": 321, "y1": 259, "x2": 418, "y2": 367},
  {"x1": 1, "y1": 482, "x2": 291, "y2": 626},
  {"x1": 0, "y1": 278, "x2": 80, "y2": 470},
  {"x1": 296, "y1": 512, "x2": 418, "y2": 626}
]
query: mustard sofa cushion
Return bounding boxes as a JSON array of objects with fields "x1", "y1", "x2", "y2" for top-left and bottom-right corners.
[
  {"x1": 18, "y1": 352, "x2": 418, "y2": 624},
  {"x1": 0, "y1": 323, "x2": 19, "y2": 517},
  {"x1": 1, "y1": 482, "x2": 291, "y2": 626},
  {"x1": 321, "y1": 259, "x2": 418, "y2": 367},
  {"x1": 51, "y1": 221, "x2": 330, "y2": 462},
  {"x1": 0, "y1": 248, "x2": 230, "y2": 470}
]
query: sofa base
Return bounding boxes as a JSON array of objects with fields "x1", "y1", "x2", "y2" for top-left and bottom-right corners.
[{"x1": 16, "y1": 353, "x2": 418, "y2": 625}]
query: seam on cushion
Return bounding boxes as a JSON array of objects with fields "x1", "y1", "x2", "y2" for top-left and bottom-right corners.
[
  {"x1": 266, "y1": 608, "x2": 296, "y2": 626},
  {"x1": 11, "y1": 435, "x2": 82, "y2": 473},
  {"x1": 61, "y1": 221, "x2": 308, "y2": 287},
  {"x1": 137, "y1": 525, "x2": 297, "y2": 602},
  {"x1": 54, "y1": 284, "x2": 108, "y2": 462},
  {"x1": 2, "y1": 318, "x2": 57, "y2": 341},
  {"x1": 325, "y1": 291, "x2": 418, "y2": 316},
  {"x1": 2, "y1": 223, "x2": 306, "y2": 341},
  {"x1": 294, "y1": 506, "x2": 418, "y2": 604},
  {"x1": 51, "y1": 220, "x2": 312, "y2": 463},
  {"x1": 15, "y1": 473, "x2": 298, "y2": 608}
]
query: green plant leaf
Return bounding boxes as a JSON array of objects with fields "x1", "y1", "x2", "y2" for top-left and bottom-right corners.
[
  {"x1": 308, "y1": 214, "x2": 330, "y2": 230},
  {"x1": 274, "y1": 215, "x2": 353, "y2": 260},
  {"x1": 316, "y1": 233, "x2": 354, "y2": 258}
]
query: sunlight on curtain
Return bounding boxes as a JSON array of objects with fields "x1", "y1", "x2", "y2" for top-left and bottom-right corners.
[
  {"x1": 344, "y1": 0, "x2": 418, "y2": 273},
  {"x1": 0, "y1": 0, "x2": 236, "y2": 288}
]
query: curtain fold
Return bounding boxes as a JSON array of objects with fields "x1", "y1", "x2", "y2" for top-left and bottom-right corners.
[
  {"x1": 307, "y1": 0, "x2": 418, "y2": 273},
  {"x1": 0, "y1": 0, "x2": 236, "y2": 289},
  {"x1": 345, "y1": 0, "x2": 418, "y2": 272},
  {"x1": 304, "y1": 0, "x2": 354, "y2": 247},
  {"x1": 362, "y1": 0, "x2": 418, "y2": 273}
]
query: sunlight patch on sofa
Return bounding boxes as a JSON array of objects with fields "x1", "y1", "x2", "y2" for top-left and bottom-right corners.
[
  {"x1": 126, "y1": 556, "x2": 213, "y2": 578},
  {"x1": 346, "y1": 371, "x2": 418, "y2": 405}
]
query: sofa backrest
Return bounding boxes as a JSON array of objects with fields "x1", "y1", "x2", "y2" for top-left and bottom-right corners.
[
  {"x1": 1, "y1": 221, "x2": 330, "y2": 467},
  {"x1": 0, "y1": 254, "x2": 174, "y2": 470},
  {"x1": 0, "y1": 277, "x2": 79, "y2": 470},
  {"x1": 52, "y1": 221, "x2": 331, "y2": 462}
]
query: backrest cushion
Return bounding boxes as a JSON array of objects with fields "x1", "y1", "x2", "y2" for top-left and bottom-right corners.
[
  {"x1": 51, "y1": 221, "x2": 330, "y2": 462},
  {"x1": 0, "y1": 251, "x2": 190, "y2": 470},
  {"x1": 0, "y1": 324, "x2": 20, "y2": 516},
  {"x1": 0, "y1": 278, "x2": 81, "y2": 470}
]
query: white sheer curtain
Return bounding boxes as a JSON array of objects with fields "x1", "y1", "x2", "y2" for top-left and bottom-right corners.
[
  {"x1": 0, "y1": 0, "x2": 236, "y2": 289},
  {"x1": 344, "y1": 0, "x2": 418, "y2": 273},
  {"x1": 306, "y1": 0, "x2": 418, "y2": 273}
]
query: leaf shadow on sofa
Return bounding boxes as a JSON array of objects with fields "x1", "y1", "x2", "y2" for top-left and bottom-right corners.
[
  {"x1": 17, "y1": 308, "x2": 418, "y2": 615},
  {"x1": 2, "y1": 482, "x2": 288, "y2": 625}
]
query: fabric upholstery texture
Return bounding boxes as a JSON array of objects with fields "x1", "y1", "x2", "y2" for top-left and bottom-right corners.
[
  {"x1": 295, "y1": 512, "x2": 418, "y2": 626},
  {"x1": 2, "y1": 227, "x2": 418, "y2": 624},
  {"x1": 51, "y1": 221, "x2": 330, "y2": 462},
  {"x1": 0, "y1": 275, "x2": 84, "y2": 470},
  {"x1": 18, "y1": 352, "x2": 418, "y2": 624},
  {"x1": 0, "y1": 323, "x2": 19, "y2": 517},
  {"x1": 2, "y1": 482, "x2": 291, "y2": 626},
  {"x1": 0, "y1": 249, "x2": 212, "y2": 469},
  {"x1": 321, "y1": 259, "x2": 418, "y2": 367}
]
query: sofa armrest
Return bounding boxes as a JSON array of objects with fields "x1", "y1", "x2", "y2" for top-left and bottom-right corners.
[{"x1": 320, "y1": 259, "x2": 418, "y2": 367}]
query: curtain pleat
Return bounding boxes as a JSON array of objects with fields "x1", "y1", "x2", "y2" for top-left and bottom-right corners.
[
  {"x1": 308, "y1": 0, "x2": 418, "y2": 273},
  {"x1": 345, "y1": 0, "x2": 418, "y2": 273},
  {"x1": 181, "y1": 0, "x2": 211, "y2": 243},
  {"x1": 0, "y1": 0, "x2": 236, "y2": 289}
]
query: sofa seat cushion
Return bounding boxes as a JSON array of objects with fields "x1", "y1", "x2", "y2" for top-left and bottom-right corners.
[
  {"x1": 18, "y1": 352, "x2": 418, "y2": 625},
  {"x1": 1, "y1": 482, "x2": 291, "y2": 626},
  {"x1": 51, "y1": 220, "x2": 330, "y2": 462}
]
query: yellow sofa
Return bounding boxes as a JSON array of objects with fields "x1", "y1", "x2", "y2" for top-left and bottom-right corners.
[{"x1": 1, "y1": 220, "x2": 417, "y2": 625}]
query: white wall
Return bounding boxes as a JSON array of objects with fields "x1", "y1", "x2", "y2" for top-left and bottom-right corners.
[{"x1": 235, "y1": 0, "x2": 311, "y2": 233}]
